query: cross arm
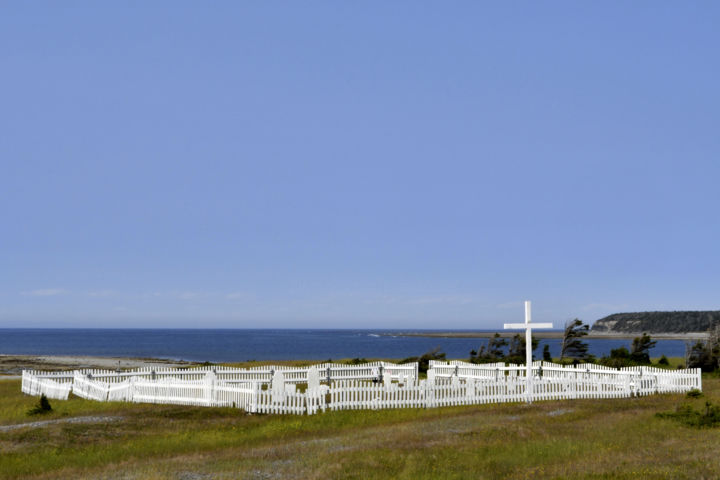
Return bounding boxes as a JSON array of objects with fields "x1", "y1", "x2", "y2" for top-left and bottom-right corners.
[{"x1": 503, "y1": 323, "x2": 554, "y2": 329}]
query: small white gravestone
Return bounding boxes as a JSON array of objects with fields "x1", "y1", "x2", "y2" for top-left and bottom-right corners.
[
  {"x1": 204, "y1": 371, "x2": 217, "y2": 405},
  {"x1": 204, "y1": 371, "x2": 217, "y2": 384},
  {"x1": 307, "y1": 366, "x2": 320, "y2": 392},
  {"x1": 465, "y1": 378, "x2": 475, "y2": 399},
  {"x1": 427, "y1": 368, "x2": 436, "y2": 386},
  {"x1": 271, "y1": 371, "x2": 286, "y2": 402},
  {"x1": 371, "y1": 367, "x2": 380, "y2": 382},
  {"x1": 383, "y1": 371, "x2": 392, "y2": 388},
  {"x1": 451, "y1": 375, "x2": 460, "y2": 388},
  {"x1": 286, "y1": 383, "x2": 296, "y2": 394}
]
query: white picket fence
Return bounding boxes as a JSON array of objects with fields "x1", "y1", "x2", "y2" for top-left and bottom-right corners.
[
  {"x1": 429, "y1": 360, "x2": 702, "y2": 396},
  {"x1": 21, "y1": 361, "x2": 702, "y2": 415},
  {"x1": 21, "y1": 374, "x2": 72, "y2": 400},
  {"x1": 22, "y1": 361, "x2": 417, "y2": 386}
]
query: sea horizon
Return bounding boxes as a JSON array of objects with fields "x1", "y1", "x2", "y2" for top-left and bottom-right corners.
[{"x1": 0, "y1": 328, "x2": 692, "y2": 363}]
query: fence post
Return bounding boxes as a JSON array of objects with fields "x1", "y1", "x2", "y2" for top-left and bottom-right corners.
[
  {"x1": 204, "y1": 371, "x2": 216, "y2": 406},
  {"x1": 697, "y1": 368, "x2": 703, "y2": 392},
  {"x1": 251, "y1": 382, "x2": 259, "y2": 414}
]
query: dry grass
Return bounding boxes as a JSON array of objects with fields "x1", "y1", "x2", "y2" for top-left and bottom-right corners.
[{"x1": 1, "y1": 374, "x2": 719, "y2": 479}]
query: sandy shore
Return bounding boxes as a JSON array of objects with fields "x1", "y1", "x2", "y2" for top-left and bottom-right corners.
[
  {"x1": 385, "y1": 331, "x2": 709, "y2": 340},
  {"x1": 0, "y1": 355, "x2": 194, "y2": 376}
]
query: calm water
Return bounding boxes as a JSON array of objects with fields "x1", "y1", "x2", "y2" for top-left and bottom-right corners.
[{"x1": 0, "y1": 329, "x2": 691, "y2": 362}]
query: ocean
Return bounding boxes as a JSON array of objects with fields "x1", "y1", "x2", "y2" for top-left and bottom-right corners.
[{"x1": 0, "y1": 329, "x2": 693, "y2": 363}]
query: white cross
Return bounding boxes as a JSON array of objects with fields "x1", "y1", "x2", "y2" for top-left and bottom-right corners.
[{"x1": 503, "y1": 301, "x2": 553, "y2": 403}]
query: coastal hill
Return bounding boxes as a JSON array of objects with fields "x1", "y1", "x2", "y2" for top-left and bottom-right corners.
[{"x1": 591, "y1": 311, "x2": 720, "y2": 334}]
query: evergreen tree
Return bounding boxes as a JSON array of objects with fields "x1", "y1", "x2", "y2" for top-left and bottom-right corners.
[
  {"x1": 560, "y1": 318, "x2": 590, "y2": 361},
  {"x1": 687, "y1": 323, "x2": 720, "y2": 372},
  {"x1": 506, "y1": 334, "x2": 539, "y2": 364},
  {"x1": 630, "y1": 332, "x2": 657, "y2": 364},
  {"x1": 470, "y1": 333, "x2": 507, "y2": 363},
  {"x1": 488, "y1": 333, "x2": 508, "y2": 358},
  {"x1": 543, "y1": 344, "x2": 552, "y2": 362}
]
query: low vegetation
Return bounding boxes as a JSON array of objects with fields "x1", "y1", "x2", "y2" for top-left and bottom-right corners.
[
  {"x1": 26, "y1": 394, "x2": 52, "y2": 416},
  {"x1": 2, "y1": 371, "x2": 720, "y2": 479},
  {"x1": 656, "y1": 400, "x2": 720, "y2": 428}
]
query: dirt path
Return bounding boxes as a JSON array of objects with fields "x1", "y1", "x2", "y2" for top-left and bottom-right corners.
[{"x1": 0, "y1": 415, "x2": 124, "y2": 432}]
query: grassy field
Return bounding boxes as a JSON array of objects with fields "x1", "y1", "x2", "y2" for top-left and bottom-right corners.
[{"x1": 1, "y1": 371, "x2": 720, "y2": 480}]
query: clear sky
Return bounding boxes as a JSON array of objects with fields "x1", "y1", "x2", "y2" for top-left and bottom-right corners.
[{"x1": 2, "y1": 3, "x2": 719, "y2": 329}]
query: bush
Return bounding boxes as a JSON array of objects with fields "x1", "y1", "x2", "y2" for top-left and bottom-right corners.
[
  {"x1": 599, "y1": 347, "x2": 633, "y2": 368},
  {"x1": 27, "y1": 394, "x2": 52, "y2": 416},
  {"x1": 687, "y1": 388, "x2": 703, "y2": 399},
  {"x1": 658, "y1": 355, "x2": 670, "y2": 366},
  {"x1": 403, "y1": 348, "x2": 446, "y2": 374},
  {"x1": 347, "y1": 357, "x2": 368, "y2": 365}
]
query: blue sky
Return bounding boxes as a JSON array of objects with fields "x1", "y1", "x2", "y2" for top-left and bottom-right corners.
[{"x1": 2, "y1": 3, "x2": 719, "y2": 329}]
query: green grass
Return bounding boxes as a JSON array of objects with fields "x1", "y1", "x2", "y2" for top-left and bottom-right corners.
[
  {"x1": 650, "y1": 356, "x2": 686, "y2": 369},
  {"x1": 1, "y1": 375, "x2": 720, "y2": 479}
]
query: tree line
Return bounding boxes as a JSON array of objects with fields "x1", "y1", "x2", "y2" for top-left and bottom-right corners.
[
  {"x1": 407, "y1": 317, "x2": 720, "y2": 373},
  {"x1": 468, "y1": 319, "x2": 662, "y2": 368}
]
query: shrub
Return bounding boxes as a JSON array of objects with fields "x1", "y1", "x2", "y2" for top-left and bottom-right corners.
[
  {"x1": 686, "y1": 388, "x2": 703, "y2": 398},
  {"x1": 599, "y1": 347, "x2": 632, "y2": 368},
  {"x1": 27, "y1": 394, "x2": 52, "y2": 416},
  {"x1": 347, "y1": 357, "x2": 368, "y2": 365},
  {"x1": 403, "y1": 348, "x2": 446, "y2": 374},
  {"x1": 658, "y1": 355, "x2": 670, "y2": 366}
]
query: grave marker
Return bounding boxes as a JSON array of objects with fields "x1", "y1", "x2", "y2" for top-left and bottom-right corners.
[
  {"x1": 271, "y1": 371, "x2": 286, "y2": 403},
  {"x1": 307, "y1": 366, "x2": 320, "y2": 391},
  {"x1": 503, "y1": 300, "x2": 553, "y2": 403}
]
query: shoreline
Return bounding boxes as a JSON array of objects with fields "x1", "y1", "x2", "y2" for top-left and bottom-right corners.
[
  {"x1": 0, "y1": 354, "x2": 195, "y2": 376},
  {"x1": 384, "y1": 331, "x2": 709, "y2": 340}
]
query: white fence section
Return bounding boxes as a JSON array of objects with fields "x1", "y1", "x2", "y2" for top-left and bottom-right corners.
[
  {"x1": 22, "y1": 361, "x2": 417, "y2": 386},
  {"x1": 429, "y1": 360, "x2": 702, "y2": 397},
  {"x1": 20, "y1": 361, "x2": 702, "y2": 415},
  {"x1": 21, "y1": 372, "x2": 72, "y2": 400}
]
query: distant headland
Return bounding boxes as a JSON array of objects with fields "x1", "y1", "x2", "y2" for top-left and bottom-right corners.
[
  {"x1": 386, "y1": 311, "x2": 720, "y2": 340},
  {"x1": 590, "y1": 310, "x2": 720, "y2": 336}
]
